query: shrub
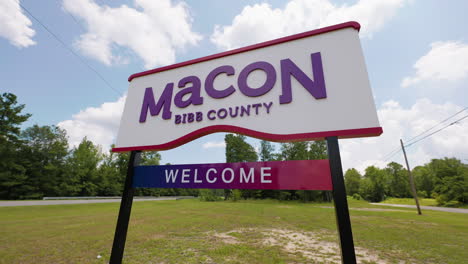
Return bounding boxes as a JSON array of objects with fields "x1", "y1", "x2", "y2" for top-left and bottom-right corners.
[
  {"x1": 199, "y1": 189, "x2": 222, "y2": 202},
  {"x1": 231, "y1": 189, "x2": 242, "y2": 202},
  {"x1": 352, "y1": 193, "x2": 362, "y2": 200}
]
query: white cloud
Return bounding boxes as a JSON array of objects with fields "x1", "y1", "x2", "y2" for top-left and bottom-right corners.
[
  {"x1": 0, "y1": 0, "x2": 36, "y2": 48},
  {"x1": 202, "y1": 141, "x2": 226, "y2": 149},
  {"x1": 211, "y1": 0, "x2": 407, "y2": 50},
  {"x1": 340, "y1": 99, "x2": 468, "y2": 173},
  {"x1": 63, "y1": 0, "x2": 201, "y2": 69},
  {"x1": 401, "y1": 41, "x2": 468, "y2": 87},
  {"x1": 58, "y1": 96, "x2": 126, "y2": 149}
]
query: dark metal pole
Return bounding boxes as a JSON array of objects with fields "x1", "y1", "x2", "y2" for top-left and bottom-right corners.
[
  {"x1": 326, "y1": 137, "x2": 356, "y2": 264},
  {"x1": 400, "y1": 139, "x2": 422, "y2": 215},
  {"x1": 110, "y1": 150, "x2": 141, "y2": 264}
]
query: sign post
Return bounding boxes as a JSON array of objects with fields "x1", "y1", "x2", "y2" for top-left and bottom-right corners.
[
  {"x1": 110, "y1": 151, "x2": 140, "y2": 264},
  {"x1": 327, "y1": 136, "x2": 356, "y2": 263},
  {"x1": 110, "y1": 21, "x2": 382, "y2": 264}
]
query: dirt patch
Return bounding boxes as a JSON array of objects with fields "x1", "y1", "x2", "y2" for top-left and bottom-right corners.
[
  {"x1": 208, "y1": 231, "x2": 241, "y2": 244},
  {"x1": 262, "y1": 228, "x2": 387, "y2": 264},
  {"x1": 208, "y1": 228, "x2": 390, "y2": 264}
]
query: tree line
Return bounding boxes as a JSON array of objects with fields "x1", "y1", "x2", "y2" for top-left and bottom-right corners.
[
  {"x1": 0, "y1": 93, "x2": 197, "y2": 199},
  {"x1": 205, "y1": 130, "x2": 467, "y2": 206},
  {"x1": 1, "y1": 93, "x2": 467, "y2": 206}
]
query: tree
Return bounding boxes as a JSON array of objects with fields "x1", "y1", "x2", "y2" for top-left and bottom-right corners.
[
  {"x1": 19, "y1": 125, "x2": 69, "y2": 198},
  {"x1": 428, "y1": 158, "x2": 467, "y2": 205},
  {"x1": 385, "y1": 162, "x2": 411, "y2": 198},
  {"x1": 96, "y1": 147, "x2": 126, "y2": 196},
  {"x1": 413, "y1": 165, "x2": 434, "y2": 198},
  {"x1": 225, "y1": 134, "x2": 258, "y2": 163},
  {"x1": 140, "y1": 151, "x2": 161, "y2": 165},
  {"x1": 309, "y1": 140, "x2": 327, "y2": 159},
  {"x1": 0, "y1": 93, "x2": 31, "y2": 199},
  {"x1": 280, "y1": 142, "x2": 308, "y2": 161},
  {"x1": 0, "y1": 93, "x2": 31, "y2": 144},
  {"x1": 344, "y1": 168, "x2": 361, "y2": 196},
  {"x1": 63, "y1": 137, "x2": 103, "y2": 196},
  {"x1": 225, "y1": 134, "x2": 258, "y2": 199},
  {"x1": 359, "y1": 166, "x2": 387, "y2": 202},
  {"x1": 259, "y1": 140, "x2": 275, "y2": 162}
]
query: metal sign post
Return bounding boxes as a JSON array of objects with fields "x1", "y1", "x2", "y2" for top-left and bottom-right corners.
[
  {"x1": 110, "y1": 151, "x2": 141, "y2": 264},
  {"x1": 327, "y1": 136, "x2": 356, "y2": 263}
]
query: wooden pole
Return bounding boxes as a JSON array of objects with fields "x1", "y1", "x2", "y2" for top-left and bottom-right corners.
[
  {"x1": 327, "y1": 137, "x2": 357, "y2": 264},
  {"x1": 400, "y1": 139, "x2": 422, "y2": 215},
  {"x1": 110, "y1": 150, "x2": 141, "y2": 264}
]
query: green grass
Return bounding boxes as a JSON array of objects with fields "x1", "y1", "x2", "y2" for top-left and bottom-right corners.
[
  {"x1": 380, "y1": 197, "x2": 438, "y2": 206},
  {"x1": 0, "y1": 199, "x2": 467, "y2": 263}
]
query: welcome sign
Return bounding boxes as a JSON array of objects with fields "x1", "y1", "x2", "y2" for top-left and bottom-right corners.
[
  {"x1": 133, "y1": 160, "x2": 332, "y2": 190},
  {"x1": 113, "y1": 21, "x2": 382, "y2": 152}
]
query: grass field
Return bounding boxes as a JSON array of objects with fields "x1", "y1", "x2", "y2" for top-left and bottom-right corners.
[
  {"x1": 380, "y1": 198, "x2": 468, "y2": 209},
  {"x1": 380, "y1": 198, "x2": 438, "y2": 206},
  {"x1": 0, "y1": 199, "x2": 467, "y2": 264}
]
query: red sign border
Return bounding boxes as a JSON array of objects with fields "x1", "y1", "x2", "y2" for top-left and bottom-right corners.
[
  {"x1": 128, "y1": 21, "x2": 360, "y2": 82},
  {"x1": 113, "y1": 126, "x2": 382, "y2": 152}
]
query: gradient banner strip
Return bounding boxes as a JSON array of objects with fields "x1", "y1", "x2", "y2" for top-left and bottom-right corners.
[{"x1": 134, "y1": 160, "x2": 332, "y2": 190}]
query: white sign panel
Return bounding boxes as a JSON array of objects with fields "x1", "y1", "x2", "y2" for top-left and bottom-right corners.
[{"x1": 113, "y1": 22, "x2": 382, "y2": 152}]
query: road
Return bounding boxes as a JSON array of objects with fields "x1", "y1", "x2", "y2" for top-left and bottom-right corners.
[
  {"x1": 0, "y1": 197, "x2": 186, "y2": 207},
  {"x1": 372, "y1": 203, "x2": 468, "y2": 214}
]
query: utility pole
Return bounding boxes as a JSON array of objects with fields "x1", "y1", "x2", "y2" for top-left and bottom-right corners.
[{"x1": 400, "y1": 139, "x2": 422, "y2": 215}]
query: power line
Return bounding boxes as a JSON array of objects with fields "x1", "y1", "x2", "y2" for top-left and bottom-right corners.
[
  {"x1": 405, "y1": 114, "x2": 468, "y2": 148},
  {"x1": 55, "y1": 0, "x2": 88, "y2": 33},
  {"x1": 382, "y1": 148, "x2": 402, "y2": 163},
  {"x1": 15, "y1": 0, "x2": 123, "y2": 96},
  {"x1": 374, "y1": 107, "x2": 468, "y2": 166},
  {"x1": 405, "y1": 107, "x2": 467, "y2": 144}
]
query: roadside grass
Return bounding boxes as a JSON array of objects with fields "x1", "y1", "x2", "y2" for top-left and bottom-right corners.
[
  {"x1": 380, "y1": 198, "x2": 438, "y2": 206},
  {"x1": 379, "y1": 197, "x2": 468, "y2": 209},
  {"x1": 0, "y1": 199, "x2": 466, "y2": 264}
]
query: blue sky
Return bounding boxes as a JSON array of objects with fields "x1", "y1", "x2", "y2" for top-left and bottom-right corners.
[{"x1": 2, "y1": 0, "x2": 468, "y2": 171}]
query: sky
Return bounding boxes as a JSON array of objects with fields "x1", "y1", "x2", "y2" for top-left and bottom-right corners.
[{"x1": 1, "y1": 0, "x2": 468, "y2": 172}]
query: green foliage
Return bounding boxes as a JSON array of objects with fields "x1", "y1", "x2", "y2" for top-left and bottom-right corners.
[
  {"x1": 359, "y1": 166, "x2": 387, "y2": 202},
  {"x1": 259, "y1": 140, "x2": 275, "y2": 162},
  {"x1": 19, "y1": 125, "x2": 69, "y2": 198},
  {"x1": 230, "y1": 189, "x2": 242, "y2": 202},
  {"x1": 199, "y1": 189, "x2": 222, "y2": 201},
  {"x1": 308, "y1": 140, "x2": 327, "y2": 159},
  {"x1": 344, "y1": 168, "x2": 361, "y2": 196},
  {"x1": 385, "y1": 162, "x2": 411, "y2": 198},
  {"x1": 428, "y1": 158, "x2": 467, "y2": 205},
  {"x1": 0, "y1": 93, "x2": 31, "y2": 144},
  {"x1": 352, "y1": 193, "x2": 362, "y2": 200},
  {"x1": 140, "y1": 151, "x2": 161, "y2": 165},
  {"x1": 63, "y1": 137, "x2": 103, "y2": 196},
  {"x1": 0, "y1": 93, "x2": 31, "y2": 199},
  {"x1": 280, "y1": 142, "x2": 308, "y2": 160},
  {"x1": 413, "y1": 165, "x2": 435, "y2": 198},
  {"x1": 225, "y1": 134, "x2": 258, "y2": 163}
]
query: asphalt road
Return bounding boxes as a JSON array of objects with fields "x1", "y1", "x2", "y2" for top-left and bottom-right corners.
[
  {"x1": 372, "y1": 203, "x2": 468, "y2": 214},
  {"x1": 0, "y1": 197, "x2": 180, "y2": 207}
]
